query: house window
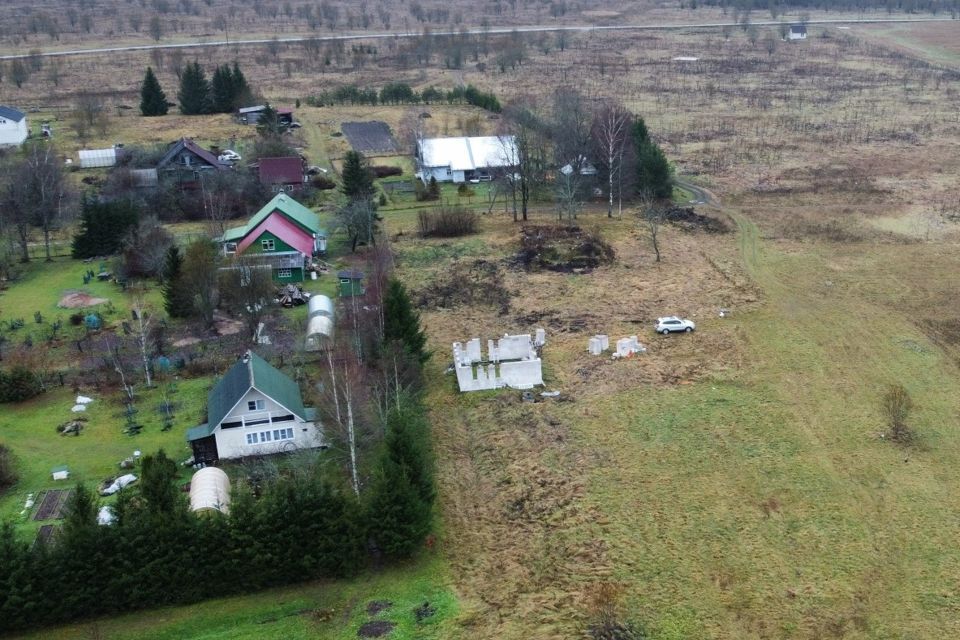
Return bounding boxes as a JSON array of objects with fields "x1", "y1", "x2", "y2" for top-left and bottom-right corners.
[
  {"x1": 224, "y1": 242, "x2": 237, "y2": 255},
  {"x1": 245, "y1": 427, "x2": 295, "y2": 446},
  {"x1": 245, "y1": 433, "x2": 258, "y2": 445},
  {"x1": 278, "y1": 268, "x2": 292, "y2": 278},
  {"x1": 261, "y1": 430, "x2": 272, "y2": 442},
  {"x1": 247, "y1": 399, "x2": 265, "y2": 411},
  {"x1": 261, "y1": 239, "x2": 275, "y2": 251}
]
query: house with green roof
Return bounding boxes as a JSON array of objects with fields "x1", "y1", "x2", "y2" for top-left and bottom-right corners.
[
  {"x1": 220, "y1": 193, "x2": 327, "y2": 282},
  {"x1": 187, "y1": 351, "x2": 323, "y2": 464}
]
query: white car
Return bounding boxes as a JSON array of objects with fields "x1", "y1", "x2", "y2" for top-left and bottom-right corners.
[
  {"x1": 655, "y1": 316, "x2": 695, "y2": 335},
  {"x1": 101, "y1": 474, "x2": 137, "y2": 496},
  {"x1": 218, "y1": 150, "x2": 241, "y2": 163}
]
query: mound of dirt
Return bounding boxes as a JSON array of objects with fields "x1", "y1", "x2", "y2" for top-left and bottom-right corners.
[
  {"x1": 357, "y1": 621, "x2": 395, "y2": 637},
  {"x1": 514, "y1": 225, "x2": 615, "y2": 273},
  {"x1": 413, "y1": 601, "x2": 436, "y2": 622},
  {"x1": 415, "y1": 260, "x2": 510, "y2": 313},
  {"x1": 663, "y1": 207, "x2": 730, "y2": 234},
  {"x1": 58, "y1": 292, "x2": 109, "y2": 308},
  {"x1": 366, "y1": 600, "x2": 393, "y2": 616}
]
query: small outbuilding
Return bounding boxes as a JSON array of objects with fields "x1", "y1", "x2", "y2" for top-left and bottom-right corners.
[
  {"x1": 337, "y1": 270, "x2": 365, "y2": 298},
  {"x1": 189, "y1": 467, "x2": 231, "y2": 515},
  {"x1": 259, "y1": 156, "x2": 306, "y2": 193},
  {"x1": 0, "y1": 106, "x2": 28, "y2": 147},
  {"x1": 789, "y1": 24, "x2": 807, "y2": 40}
]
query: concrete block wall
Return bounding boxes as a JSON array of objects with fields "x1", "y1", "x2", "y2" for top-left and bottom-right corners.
[{"x1": 499, "y1": 358, "x2": 544, "y2": 389}]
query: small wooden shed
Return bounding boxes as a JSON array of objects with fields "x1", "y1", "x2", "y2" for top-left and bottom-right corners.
[{"x1": 337, "y1": 270, "x2": 365, "y2": 298}]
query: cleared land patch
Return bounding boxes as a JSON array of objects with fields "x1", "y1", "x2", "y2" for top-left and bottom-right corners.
[{"x1": 342, "y1": 121, "x2": 400, "y2": 154}]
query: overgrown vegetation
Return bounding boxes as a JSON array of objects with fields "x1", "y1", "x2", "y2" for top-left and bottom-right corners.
[
  {"x1": 515, "y1": 225, "x2": 615, "y2": 272},
  {"x1": 417, "y1": 205, "x2": 479, "y2": 238},
  {"x1": 0, "y1": 445, "x2": 15, "y2": 494},
  {"x1": 883, "y1": 383, "x2": 915, "y2": 444},
  {"x1": 0, "y1": 366, "x2": 43, "y2": 403},
  {"x1": 414, "y1": 260, "x2": 511, "y2": 313}
]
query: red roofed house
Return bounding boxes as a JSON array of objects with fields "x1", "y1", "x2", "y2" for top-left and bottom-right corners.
[
  {"x1": 156, "y1": 137, "x2": 228, "y2": 190},
  {"x1": 259, "y1": 157, "x2": 306, "y2": 193}
]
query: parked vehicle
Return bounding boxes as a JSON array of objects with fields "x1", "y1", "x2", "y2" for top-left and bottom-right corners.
[
  {"x1": 655, "y1": 316, "x2": 695, "y2": 335},
  {"x1": 218, "y1": 150, "x2": 241, "y2": 163}
]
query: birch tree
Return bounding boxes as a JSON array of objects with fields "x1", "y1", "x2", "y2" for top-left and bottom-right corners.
[{"x1": 591, "y1": 102, "x2": 632, "y2": 219}]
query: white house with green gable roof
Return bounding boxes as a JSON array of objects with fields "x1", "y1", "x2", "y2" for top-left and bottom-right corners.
[{"x1": 187, "y1": 351, "x2": 323, "y2": 464}]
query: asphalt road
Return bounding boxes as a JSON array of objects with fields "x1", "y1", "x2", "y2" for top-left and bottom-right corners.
[{"x1": 0, "y1": 17, "x2": 955, "y2": 60}]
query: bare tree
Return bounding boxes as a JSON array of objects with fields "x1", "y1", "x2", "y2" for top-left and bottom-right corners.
[
  {"x1": 592, "y1": 101, "x2": 632, "y2": 218},
  {"x1": 0, "y1": 144, "x2": 73, "y2": 262},
  {"x1": 641, "y1": 198, "x2": 665, "y2": 263},
  {"x1": 218, "y1": 264, "x2": 275, "y2": 345},
  {"x1": 551, "y1": 87, "x2": 593, "y2": 221},
  {"x1": 130, "y1": 291, "x2": 154, "y2": 388},
  {"x1": 502, "y1": 98, "x2": 547, "y2": 222}
]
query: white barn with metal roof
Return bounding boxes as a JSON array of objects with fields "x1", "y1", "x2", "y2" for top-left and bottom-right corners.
[
  {"x1": 0, "y1": 106, "x2": 28, "y2": 147},
  {"x1": 416, "y1": 135, "x2": 517, "y2": 184}
]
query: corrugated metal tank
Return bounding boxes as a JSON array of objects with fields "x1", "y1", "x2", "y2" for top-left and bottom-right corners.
[{"x1": 189, "y1": 467, "x2": 231, "y2": 515}]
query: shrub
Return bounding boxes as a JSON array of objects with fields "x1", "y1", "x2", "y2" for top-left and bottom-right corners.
[
  {"x1": 370, "y1": 165, "x2": 402, "y2": 178},
  {"x1": 0, "y1": 444, "x2": 16, "y2": 493},
  {"x1": 417, "y1": 205, "x2": 479, "y2": 238},
  {"x1": 883, "y1": 384, "x2": 915, "y2": 444},
  {"x1": 69, "y1": 313, "x2": 84, "y2": 326},
  {"x1": 0, "y1": 366, "x2": 43, "y2": 403},
  {"x1": 311, "y1": 175, "x2": 336, "y2": 190}
]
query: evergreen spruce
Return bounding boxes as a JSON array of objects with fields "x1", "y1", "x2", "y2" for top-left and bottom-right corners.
[
  {"x1": 366, "y1": 454, "x2": 431, "y2": 560},
  {"x1": 340, "y1": 150, "x2": 375, "y2": 201},
  {"x1": 178, "y1": 61, "x2": 211, "y2": 115},
  {"x1": 139, "y1": 67, "x2": 168, "y2": 116},
  {"x1": 231, "y1": 62, "x2": 251, "y2": 106},
  {"x1": 427, "y1": 176, "x2": 441, "y2": 200},
  {"x1": 161, "y1": 245, "x2": 191, "y2": 318},
  {"x1": 210, "y1": 64, "x2": 235, "y2": 113},
  {"x1": 139, "y1": 450, "x2": 182, "y2": 517},
  {"x1": 71, "y1": 196, "x2": 140, "y2": 258},
  {"x1": 632, "y1": 117, "x2": 650, "y2": 147},
  {"x1": 255, "y1": 103, "x2": 284, "y2": 137},
  {"x1": 383, "y1": 278, "x2": 429, "y2": 363},
  {"x1": 635, "y1": 140, "x2": 673, "y2": 199}
]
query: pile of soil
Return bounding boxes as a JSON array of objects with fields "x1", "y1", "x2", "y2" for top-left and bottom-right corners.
[
  {"x1": 357, "y1": 621, "x2": 395, "y2": 638},
  {"x1": 58, "y1": 292, "x2": 109, "y2": 308},
  {"x1": 366, "y1": 601, "x2": 392, "y2": 616},
  {"x1": 514, "y1": 225, "x2": 615, "y2": 273},
  {"x1": 413, "y1": 601, "x2": 436, "y2": 622},
  {"x1": 663, "y1": 207, "x2": 730, "y2": 234},
  {"x1": 415, "y1": 260, "x2": 510, "y2": 313}
]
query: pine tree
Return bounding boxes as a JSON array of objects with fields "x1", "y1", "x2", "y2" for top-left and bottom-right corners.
[
  {"x1": 427, "y1": 176, "x2": 440, "y2": 200},
  {"x1": 383, "y1": 278, "x2": 429, "y2": 363},
  {"x1": 161, "y1": 245, "x2": 191, "y2": 318},
  {"x1": 178, "y1": 61, "x2": 211, "y2": 115},
  {"x1": 340, "y1": 150, "x2": 375, "y2": 201},
  {"x1": 632, "y1": 117, "x2": 650, "y2": 147},
  {"x1": 139, "y1": 67, "x2": 168, "y2": 116}
]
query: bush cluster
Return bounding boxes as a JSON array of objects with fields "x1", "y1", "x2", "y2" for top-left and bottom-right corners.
[
  {"x1": 417, "y1": 205, "x2": 479, "y2": 238},
  {"x1": 0, "y1": 366, "x2": 42, "y2": 403}
]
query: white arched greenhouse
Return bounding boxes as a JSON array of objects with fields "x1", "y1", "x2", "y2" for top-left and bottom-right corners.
[
  {"x1": 305, "y1": 294, "x2": 335, "y2": 351},
  {"x1": 189, "y1": 467, "x2": 232, "y2": 515}
]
